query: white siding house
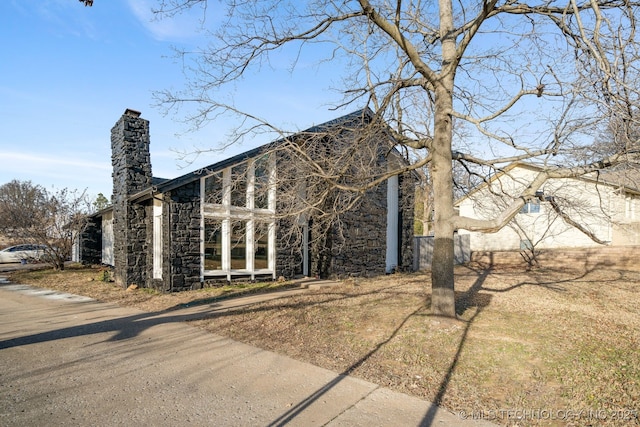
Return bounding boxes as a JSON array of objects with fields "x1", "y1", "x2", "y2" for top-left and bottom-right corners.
[{"x1": 456, "y1": 163, "x2": 640, "y2": 252}]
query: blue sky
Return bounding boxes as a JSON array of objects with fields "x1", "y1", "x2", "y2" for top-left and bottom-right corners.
[{"x1": 0, "y1": 0, "x2": 343, "y2": 200}]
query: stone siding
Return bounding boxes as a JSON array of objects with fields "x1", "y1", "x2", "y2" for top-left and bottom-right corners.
[
  {"x1": 275, "y1": 169, "x2": 416, "y2": 280},
  {"x1": 330, "y1": 183, "x2": 388, "y2": 277},
  {"x1": 275, "y1": 216, "x2": 304, "y2": 279},
  {"x1": 398, "y1": 172, "x2": 416, "y2": 272},
  {"x1": 166, "y1": 182, "x2": 202, "y2": 291}
]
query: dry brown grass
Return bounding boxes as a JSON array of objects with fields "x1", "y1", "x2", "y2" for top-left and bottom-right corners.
[{"x1": 8, "y1": 263, "x2": 640, "y2": 426}]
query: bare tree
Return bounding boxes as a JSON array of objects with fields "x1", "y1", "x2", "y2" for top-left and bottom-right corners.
[
  {"x1": 83, "y1": 0, "x2": 640, "y2": 317},
  {"x1": 0, "y1": 180, "x2": 91, "y2": 270}
]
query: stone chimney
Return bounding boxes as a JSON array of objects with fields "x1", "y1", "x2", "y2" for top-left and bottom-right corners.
[
  {"x1": 111, "y1": 108, "x2": 152, "y2": 196},
  {"x1": 111, "y1": 109, "x2": 152, "y2": 288}
]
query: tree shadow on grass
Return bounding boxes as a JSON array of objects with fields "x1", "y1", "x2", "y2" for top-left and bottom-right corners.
[
  {"x1": 419, "y1": 267, "x2": 493, "y2": 426},
  {"x1": 0, "y1": 279, "x2": 420, "y2": 351},
  {"x1": 266, "y1": 302, "x2": 427, "y2": 426},
  {"x1": 2, "y1": 266, "x2": 606, "y2": 426},
  {"x1": 420, "y1": 264, "x2": 616, "y2": 426}
]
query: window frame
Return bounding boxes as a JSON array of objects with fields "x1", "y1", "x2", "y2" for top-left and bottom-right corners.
[{"x1": 200, "y1": 156, "x2": 276, "y2": 281}]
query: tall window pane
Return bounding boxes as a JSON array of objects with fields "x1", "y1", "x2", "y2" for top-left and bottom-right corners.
[
  {"x1": 254, "y1": 222, "x2": 269, "y2": 269},
  {"x1": 230, "y1": 220, "x2": 247, "y2": 269},
  {"x1": 255, "y1": 156, "x2": 270, "y2": 209},
  {"x1": 204, "y1": 173, "x2": 223, "y2": 205},
  {"x1": 204, "y1": 219, "x2": 222, "y2": 270},
  {"x1": 230, "y1": 165, "x2": 247, "y2": 207}
]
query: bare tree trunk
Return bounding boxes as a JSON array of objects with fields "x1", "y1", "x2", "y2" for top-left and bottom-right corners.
[
  {"x1": 430, "y1": 0, "x2": 457, "y2": 318},
  {"x1": 430, "y1": 96, "x2": 456, "y2": 317}
]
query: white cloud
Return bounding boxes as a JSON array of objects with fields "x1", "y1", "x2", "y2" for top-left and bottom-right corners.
[
  {"x1": 0, "y1": 151, "x2": 111, "y2": 195},
  {"x1": 0, "y1": 152, "x2": 109, "y2": 171},
  {"x1": 9, "y1": 0, "x2": 100, "y2": 40},
  {"x1": 125, "y1": 0, "x2": 209, "y2": 42}
]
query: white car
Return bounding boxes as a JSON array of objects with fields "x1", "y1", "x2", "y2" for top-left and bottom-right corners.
[{"x1": 0, "y1": 244, "x2": 47, "y2": 263}]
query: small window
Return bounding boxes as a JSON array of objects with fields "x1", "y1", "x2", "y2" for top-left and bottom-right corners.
[
  {"x1": 520, "y1": 200, "x2": 540, "y2": 214},
  {"x1": 625, "y1": 195, "x2": 635, "y2": 219}
]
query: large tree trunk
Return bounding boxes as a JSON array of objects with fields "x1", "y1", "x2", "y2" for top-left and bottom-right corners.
[
  {"x1": 429, "y1": 98, "x2": 456, "y2": 317},
  {"x1": 430, "y1": 0, "x2": 457, "y2": 318}
]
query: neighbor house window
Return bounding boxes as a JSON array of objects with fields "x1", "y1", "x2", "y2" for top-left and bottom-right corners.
[
  {"x1": 625, "y1": 195, "x2": 635, "y2": 220},
  {"x1": 520, "y1": 200, "x2": 540, "y2": 214},
  {"x1": 201, "y1": 155, "x2": 276, "y2": 280},
  {"x1": 520, "y1": 239, "x2": 533, "y2": 250}
]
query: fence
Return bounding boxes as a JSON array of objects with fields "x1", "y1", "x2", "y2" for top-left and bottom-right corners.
[{"x1": 413, "y1": 234, "x2": 471, "y2": 270}]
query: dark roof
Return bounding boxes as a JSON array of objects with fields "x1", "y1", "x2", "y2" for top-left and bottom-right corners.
[{"x1": 128, "y1": 108, "x2": 375, "y2": 202}]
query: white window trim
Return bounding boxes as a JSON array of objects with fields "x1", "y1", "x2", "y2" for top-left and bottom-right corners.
[
  {"x1": 152, "y1": 199, "x2": 163, "y2": 279},
  {"x1": 386, "y1": 175, "x2": 399, "y2": 273}
]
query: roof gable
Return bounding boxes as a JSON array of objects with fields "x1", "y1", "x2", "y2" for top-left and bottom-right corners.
[{"x1": 127, "y1": 108, "x2": 376, "y2": 202}]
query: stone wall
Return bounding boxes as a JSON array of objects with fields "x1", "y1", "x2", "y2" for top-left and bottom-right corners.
[
  {"x1": 323, "y1": 169, "x2": 415, "y2": 278},
  {"x1": 274, "y1": 164, "x2": 416, "y2": 280},
  {"x1": 275, "y1": 216, "x2": 304, "y2": 279},
  {"x1": 398, "y1": 172, "x2": 416, "y2": 272},
  {"x1": 329, "y1": 183, "x2": 388, "y2": 277},
  {"x1": 111, "y1": 109, "x2": 153, "y2": 288},
  {"x1": 166, "y1": 182, "x2": 202, "y2": 291}
]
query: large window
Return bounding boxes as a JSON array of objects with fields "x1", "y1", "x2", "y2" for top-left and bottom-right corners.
[{"x1": 201, "y1": 156, "x2": 276, "y2": 280}]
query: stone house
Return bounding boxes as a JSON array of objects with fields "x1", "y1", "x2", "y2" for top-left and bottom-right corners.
[
  {"x1": 455, "y1": 162, "x2": 640, "y2": 252},
  {"x1": 81, "y1": 108, "x2": 416, "y2": 291}
]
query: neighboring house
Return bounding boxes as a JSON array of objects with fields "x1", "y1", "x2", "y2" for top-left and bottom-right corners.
[
  {"x1": 455, "y1": 162, "x2": 640, "y2": 252},
  {"x1": 80, "y1": 109, "x2": 416, "y2": 291}
]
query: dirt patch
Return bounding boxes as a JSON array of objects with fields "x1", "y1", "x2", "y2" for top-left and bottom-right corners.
[{"x1": 9, "y1": 263, "x2": 640, "y2": 426}]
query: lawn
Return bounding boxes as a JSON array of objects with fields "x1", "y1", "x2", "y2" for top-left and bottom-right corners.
[{"x1": 8, "y1": 263, "x2": 640, "y2": 426}]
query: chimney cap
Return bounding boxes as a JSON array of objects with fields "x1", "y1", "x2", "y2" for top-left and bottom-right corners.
[{"x1": 124, "y1": 108, "x2": 142, "y2": 118}]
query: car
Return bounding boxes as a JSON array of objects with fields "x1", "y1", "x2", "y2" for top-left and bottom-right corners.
[{"x1": 0, "y1": 244, "x2": 47, "y2": 263}]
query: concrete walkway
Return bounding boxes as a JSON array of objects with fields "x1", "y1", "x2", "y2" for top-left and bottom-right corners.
[{"x1": 0, "y1": 276, "x2": 495, "y2": 427}]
